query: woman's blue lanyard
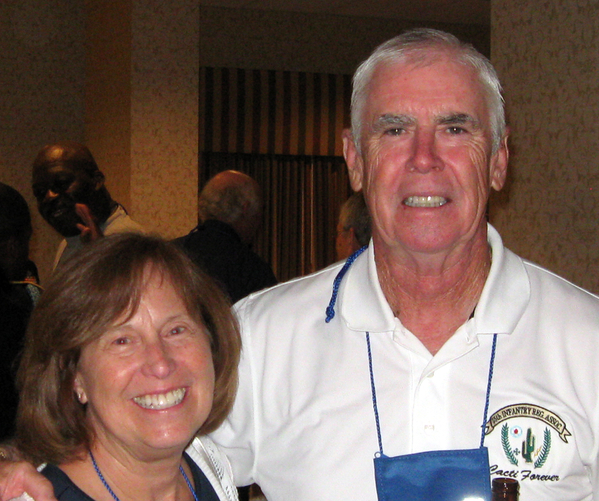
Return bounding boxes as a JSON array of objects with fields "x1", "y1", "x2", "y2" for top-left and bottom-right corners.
[{"x1": 325, "y1": 247, "x2": 498, "y2": 454}]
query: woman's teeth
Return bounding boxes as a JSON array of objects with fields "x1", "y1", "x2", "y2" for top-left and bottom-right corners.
[{"x1": 133, "y1": 388, "x2": 186, "y2": 410}]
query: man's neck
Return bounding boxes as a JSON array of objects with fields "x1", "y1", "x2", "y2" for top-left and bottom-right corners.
[{"x1": 375, "y1": 232, "x2": 492, "y2": 355}]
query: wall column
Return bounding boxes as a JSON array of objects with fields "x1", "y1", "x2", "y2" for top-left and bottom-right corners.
[
  {"x1": 86, "y1": 0, "x2": 200, "y2": 240},
  {"x1": 490, "y1": 0, "x2": 599, "y2": 292}
]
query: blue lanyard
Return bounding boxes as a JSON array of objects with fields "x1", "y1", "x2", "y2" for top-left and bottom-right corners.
[
  {"x1": 325, "y1": 246, "x2": 498, "y2": 452},
  {"x1": 325, "y1": 246, "x2": 367, "y2": 323},
  {"x1": 367, "y1": 331, "x2": 498, "y2": 455}
]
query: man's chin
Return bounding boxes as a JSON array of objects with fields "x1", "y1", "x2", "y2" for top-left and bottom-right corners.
[{"x1": 46, "y1": 219, "x2": 81, "y2": 238}]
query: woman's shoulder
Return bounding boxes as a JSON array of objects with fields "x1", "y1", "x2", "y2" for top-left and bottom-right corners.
[
  {"x1": 41, "y1": 464, "x2": 96, "y2": 501},
  {"x1": 184, "y1": 451, "x2": 221, "y2": 501},
  {"x1": 186, "y1": 437, "x2": 239, "y2": 501}
]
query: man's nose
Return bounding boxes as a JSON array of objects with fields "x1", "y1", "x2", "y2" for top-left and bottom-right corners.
[
  {"x1": 39, "y1": 189, "x2": 61, "y2": 204},
  {"x1": 407, "y1": 129, "x2": 442, "y2": 173}
]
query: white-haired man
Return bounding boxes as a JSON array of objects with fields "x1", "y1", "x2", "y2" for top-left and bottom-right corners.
[
  {"x1": 210, "y1": 28, "x2": 599, "y2": 501},
  {"x1": 173, "y1": 170, "x2": 276, "y2": 303}
]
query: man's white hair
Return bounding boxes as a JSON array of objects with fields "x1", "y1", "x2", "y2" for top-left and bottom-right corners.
[{"x1": 350, "y1": 28, "x2": 506, "y2": 154}]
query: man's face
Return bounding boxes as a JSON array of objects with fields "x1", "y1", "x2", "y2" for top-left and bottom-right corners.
[
  {"x1": 344, "y1": 55, "x2": 508, "y2": 258},
  {"x1": 32, "y1": 163, "x2": 98, "y2": 237}
]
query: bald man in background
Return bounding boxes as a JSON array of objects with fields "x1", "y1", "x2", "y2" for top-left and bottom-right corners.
[{"x1": 174, "y1": 170, "x2": 277, "y2": 304}]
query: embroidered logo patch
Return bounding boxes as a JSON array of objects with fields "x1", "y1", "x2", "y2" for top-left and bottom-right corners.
[
  {"x1": 485, "y1": 403, "x2": 571, "y2": 483},
  {"x1": 486, "y1": 403, "x2": 571, "y2": 446}
]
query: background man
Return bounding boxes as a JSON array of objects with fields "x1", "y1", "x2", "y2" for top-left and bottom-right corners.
[
  {"x1": 31, "y1": 141, "x2": 144, "y2": 269},
  {"x1": 173, "y1": 170, "x2": 276, "y2": 304},
  {"x1": 335, "y1": 191, "x2": 371, "y2": 260},
  {"x1": 0, "y1": 183, "x2": 41, "y2": 441}
]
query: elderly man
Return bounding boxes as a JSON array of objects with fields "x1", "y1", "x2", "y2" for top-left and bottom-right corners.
[
  {"x1": 31, "y1": 141, "x2": 144, "y2": 269},
  {"x1": 173, "y1": 170, "x2": 276, "y2": 303},
  {"x1": 209, "y1": 29, "x2": 599, "y2": 500},
  {"x1": 2, "y1": 28, "x2": 599, "y2": 501}
]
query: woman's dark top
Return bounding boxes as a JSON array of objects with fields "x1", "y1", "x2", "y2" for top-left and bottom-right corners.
[{"x1": 41, "y1": 453, "x2": 220, "y2": 501}]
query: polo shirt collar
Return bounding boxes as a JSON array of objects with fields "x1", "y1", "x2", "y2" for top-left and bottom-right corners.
[
  {"x1": 337, "y1": 224, "x2": 530, "y2": 337},
  {"x1": 474, "y1": 224, "x2": 530, "y2": 336}
]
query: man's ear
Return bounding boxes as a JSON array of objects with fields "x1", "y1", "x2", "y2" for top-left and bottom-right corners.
[
  {"x1": 490, "y1": 130, "x2": 509, "y2": 191},
  {"x1": 92, "y1": 170, "x2": 106, "y2": 191},
  {"x1": 343, "y1": 129, "x2": 364, "y2": 192}
]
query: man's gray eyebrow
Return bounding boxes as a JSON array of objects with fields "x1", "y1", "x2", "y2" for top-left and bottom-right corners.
[
  {"x1": 437, "y1": 113, "x2": 482, "y2": 128},
  {"x1": 372, "y1": 114, "x2": 415, "y2": 131}
]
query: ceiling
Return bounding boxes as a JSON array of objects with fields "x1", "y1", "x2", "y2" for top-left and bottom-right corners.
[{"x1": 197, "y1": 0, "x2": 490, "y2": 27}]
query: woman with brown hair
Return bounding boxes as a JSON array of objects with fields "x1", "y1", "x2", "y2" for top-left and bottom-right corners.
[{"x1": 15, "y1": 233, "x2": 240, "y2": 501}]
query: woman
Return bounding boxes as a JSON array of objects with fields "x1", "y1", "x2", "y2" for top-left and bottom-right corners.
[{"x1": 16, "y1": 233, "x2": 240, "y2": 501}]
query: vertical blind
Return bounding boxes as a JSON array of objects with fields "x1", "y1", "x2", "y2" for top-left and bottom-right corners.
[
  {"x1": 200, "y1": 67, "x2": 352, "y2": 156},
  {"x1": 200, "y1": 152, "x2": 352, "y2": 282}
]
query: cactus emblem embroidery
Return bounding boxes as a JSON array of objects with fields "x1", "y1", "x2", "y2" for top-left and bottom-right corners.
[
  {"x1": 500, "y1": 425, "x2": 551, "y2": 468},
  {"x1": 488, "y1": 403, "x2": 568, "y2": 471}
]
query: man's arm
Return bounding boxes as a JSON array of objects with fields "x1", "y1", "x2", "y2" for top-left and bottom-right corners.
[{"x1": 0, "y1": 448, "x2": 56, "y2": 501}]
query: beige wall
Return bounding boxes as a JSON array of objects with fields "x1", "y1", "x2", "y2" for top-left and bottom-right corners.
[
  {"x1": 86, "y1": 0, "x2": 133, "y2": 211},
  {"x1": 490, "y1": 0, "x2": 599, "y2": 292},
  {"x1": 0, "y1": 1, "x2": 85, "y2": 283},
  {"x1": 128, "y1": 1, "x2": 199, "y2": 238},
  {"x1": 87, "y1": 0, "x2": 200, "y2": 242}
]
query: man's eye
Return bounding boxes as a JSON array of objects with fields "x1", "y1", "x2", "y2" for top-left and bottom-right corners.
[
  {"x1": 447, "y1": 126, "x2": 466, "y2": 135},
  {"x1": 55, "y1": 178, "x2": 73, "y2": 191},
  {"x1": 32, "y1": 185, "x2": 47, "y2": 200},
  {"x1": 113, "y1": 337, "x2": 130, "y2": 345},
  {"x1": 385, "y1": 127, "x2": 405, "y2": 136}
]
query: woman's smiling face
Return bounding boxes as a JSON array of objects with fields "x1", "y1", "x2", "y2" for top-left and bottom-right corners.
[{"x1": 74, "y1": 270, "x2": 215, "y2": 459}]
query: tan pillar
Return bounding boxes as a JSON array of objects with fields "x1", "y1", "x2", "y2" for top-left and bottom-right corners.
[
  {"x1": 490, "y1": 0, "x2": 599, "y2": 292},
  {"x1": 86, "y1": 0, "x2": 200, "y2": 239}
]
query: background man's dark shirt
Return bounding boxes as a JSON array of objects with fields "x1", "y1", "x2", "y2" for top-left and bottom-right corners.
[{"x1": 174, "y1": 219, "x2": 277, "y2": 303}]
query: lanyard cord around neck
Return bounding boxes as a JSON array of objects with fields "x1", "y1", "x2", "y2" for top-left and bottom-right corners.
[
  {"x1": 366, "y1": 331, "x2": 498, "y2": 455},
  {"x1": 90, "y1": 450, "x2": 201, "y2": 501},
  {"x1": 325, "y1": 246, "x2": 367, "y2": 323},
  {"x1": 323, "y1": 247, "x2": 498, "y2": 454}
]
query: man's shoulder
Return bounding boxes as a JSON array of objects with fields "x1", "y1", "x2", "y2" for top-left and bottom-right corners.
[
  {"x1": 103, "y1": 205, "x2": 145, "y2": 235},
  {"x1": 488, "y1": 226, "x2": 599, "y2": 316},
  {"x1": 522, "y1": 257, "x2": 599, "y2": 306},
  {"x1": 235, "y1": 261, "x2": 344, "y2": 316},
  {"x1": 179, "y1": 221, "x2": 241, "y2": 253}
]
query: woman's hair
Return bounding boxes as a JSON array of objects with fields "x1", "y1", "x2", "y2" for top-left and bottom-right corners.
[{"x1": 16, "y1": 233, "x2": 241, "y2": 465}]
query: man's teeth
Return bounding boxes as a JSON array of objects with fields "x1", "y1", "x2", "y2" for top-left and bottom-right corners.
[
  {"x1": 404, "y1": 195, "x2": 447, "y2": 208},
  {"x1": 134, "y1": 388, "x2": 186, "y2": 410}
]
